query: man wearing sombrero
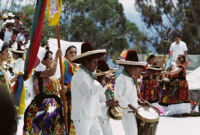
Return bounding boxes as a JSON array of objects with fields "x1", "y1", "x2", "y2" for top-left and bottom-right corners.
[
  {"x1": 71, "y1": 42, "x2": 113, "y2": 135},
  {"x1": 115, "y1": 50, "x2": 147, "y2": 135},
  {"x1": 96, "y1": 59, "x2": 116, "y2": 135}
]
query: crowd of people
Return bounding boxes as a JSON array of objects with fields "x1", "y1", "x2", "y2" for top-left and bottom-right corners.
[
  {"x1": 0, "y1": 12, "x2": 196, "y2": 135},
  {"x1": 0, "y1": 12, "x2": 30, "y2": 51}
]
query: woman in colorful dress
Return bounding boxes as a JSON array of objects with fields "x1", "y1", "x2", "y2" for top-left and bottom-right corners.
[
  {"x1": 161, "y1": 55, "x2": 190, "y2": 116},
  {"x1": 140, "y1": 53, "x2": 162, "y2": 104},
  {"x1": 0, "y1": 39, "x2": 17, "y2": 92},
  {"x1": 0, "y1": 39, "x2": 11, "y2": 90},
  {"x1": 23, "y1": 47, "x2": 65, "y2": 135},
  {"x1": 63, "y1": 45, "x2": 78, "y2": 134}
]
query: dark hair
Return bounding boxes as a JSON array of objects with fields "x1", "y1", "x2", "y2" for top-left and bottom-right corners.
[
  {"x1": 146, "y1": 53, "x2": 155, "y2": 62},
  {"x1": 14, "y1": 16, "x2": 19, "y2": 20},
  {"x1": 0, "y1": 44, "x2": 9, "y2": 53},
  {"x1": 43, "y1": 50, "x2": 53, "y2": 61},
  {"x1": 13, "y1": 52, "x2": 23, "y2": 58},
  {"x1": 65, "y1": 45, "x2": 76, "y2": 57},
  {"x1": 0, "y1": 86, "x2": 17, "y2": 135},
  {"x1": 178, "y1": 55, "x2": 185, "y2": 64}
]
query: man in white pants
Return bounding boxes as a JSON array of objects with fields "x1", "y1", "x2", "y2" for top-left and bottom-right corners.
[
  {"x1": 115, "y1": 50, "x2": 147, "y2": 135},
  {"x1": 96, "y1": 60, "x2": 117, "y2": 135},
  {"x1": 71, "y1": 42, "x2": 113, "y2": 135}
]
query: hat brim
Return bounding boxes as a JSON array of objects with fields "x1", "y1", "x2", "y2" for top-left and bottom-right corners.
[
  {"x1": 96, "y1": 68, "x2": 117, "y2": 77},
  {"x1": 71, "y1": 49, "x2": 106, "y2": 64},
  {"x1": 10, "y1": 49, "x2": 26, "y2": 54},
  {"x1": 147, "y1": 66, "x2": 163, "y2": 71},
  {"x1": 116, "y1": 59, "x2": 147, "y2": 66}
]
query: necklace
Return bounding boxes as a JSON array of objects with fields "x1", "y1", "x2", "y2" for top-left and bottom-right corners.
[
  {"x1": 79, "y1": 65, "x2": 96, "y2": 79},
  {"x1": 122, "y1": 70, "x2": 139, "y2": 86}
]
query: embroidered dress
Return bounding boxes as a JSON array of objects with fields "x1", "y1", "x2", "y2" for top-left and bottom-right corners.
[
  {"x1": 140, "y1": 73, "x2": 159, "y2": 103},
  {"x1": 159, "y1": 74, "x2": 171, "y2": 105},
  {"x1": 168, "y1": 65, "x2": 189, "y2": 104},
  {"x1": 23, "y1": 71, "x2": 64, "y2": 135},
  {"x1": 160, "y1": 65, "x2": 190, "y2": 115},
  {"x1": 63, "y1": 59, "x2": 79, "y2": 135}
]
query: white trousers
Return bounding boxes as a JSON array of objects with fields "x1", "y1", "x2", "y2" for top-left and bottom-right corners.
[
  {"x1": 74, "y1": 117, "x2": 102, "y2": 135},
  {"x1": 99, "y1": 116, "x2": 113, "y2": 135},
  {"x1": 122, "y1": 114, "x2": 138, "y2": 135}
]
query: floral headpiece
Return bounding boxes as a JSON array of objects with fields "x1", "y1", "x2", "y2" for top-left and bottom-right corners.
[
  {"x1": 145, "y1": 52, "x2": 155, "y2": 61},
  {"x1": 178, "y1": 55, "x2": 185, "y2": 64},
  {"x1": 120, "y1": 50, "x2": 127, "y2": 59}
]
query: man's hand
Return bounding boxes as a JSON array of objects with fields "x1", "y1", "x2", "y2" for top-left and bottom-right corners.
[
  {"x1": 128, "y1": 104, "x2": 138, "y2": 113},
  {"x1": 101, "y1": 73, "x2": 115, "y2": 87},
  {"x1": 106, "y1": 100, "x2": 118, "y2": 107}
]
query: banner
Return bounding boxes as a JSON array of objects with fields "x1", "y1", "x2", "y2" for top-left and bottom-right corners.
[{"x1": 47, "y1": 0, "x2": 62, "y2": 26}]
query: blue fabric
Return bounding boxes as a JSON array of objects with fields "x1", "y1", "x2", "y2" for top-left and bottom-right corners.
[
  {"x1": 64, "y1": 60, "x2": 72, "y2": 83},
  {"x1": 14, "y1": 75, "x2": 23, "y2": 106}
]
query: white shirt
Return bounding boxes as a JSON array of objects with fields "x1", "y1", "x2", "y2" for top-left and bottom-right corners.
[
  {"x1": 71, "y1": 68, "x2": 103, "y2": 120},
  {"x1": 4, "y1": 28, "x2": 13, "y2": 44},
  {"x1": 16, "y1": 33, "x2": 25, "y2": 42},
  {"x1": 98, "y1": 82, "x2": 109, "y2": 119},
  {"x1": 115, "y1": 73, "x2": 139, "y2": 114},
  {"x1": 12, "y1": 58, "x2": 25, "y2": 74},
  {"x1": 170, "y1": 40, "x2": 187, "y2": 61}
]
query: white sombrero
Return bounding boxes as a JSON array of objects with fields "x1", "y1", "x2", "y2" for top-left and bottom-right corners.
[
  {"x1": 71, "y1": 42, "x2": 106, "y2": 64},
  {"x1": 10, "y1": 43, "x2": 26, "y2": 54},
  {"x1": 5, "y1": 19, "x2": 15, "y2": 27},
  {"x1": 116, "y1": 50, "x2": 147, "y2": 66},
  {"x1": 8, "y1": 12, "x2": 15, "y2": 17}
]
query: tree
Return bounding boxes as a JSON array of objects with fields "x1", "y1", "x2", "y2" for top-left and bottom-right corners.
[
  {"x1": 2, "y1": 0, "x2": 148, "y2": 60},
  {"x1": 61, "y1": 0, "x2": 148, "y2": 60},
  {"x1": 135, "y1": 0, "x2": 200, "y2": 54}
]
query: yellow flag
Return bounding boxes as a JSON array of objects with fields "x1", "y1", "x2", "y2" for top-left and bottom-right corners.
[{"x1": 47, "y1": 0, "x2": 62, "y2": 26}]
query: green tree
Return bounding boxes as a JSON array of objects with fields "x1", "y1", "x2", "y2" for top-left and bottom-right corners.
[
  {"x1": 3, "y1": 0, "x2": 148, "y2": 60},
  {"x1": 61, "y1": 0, "x2": 148, "y2": 60},
  {"x1": 135, "y1": 0, "x2": 200, "y2": 54}
]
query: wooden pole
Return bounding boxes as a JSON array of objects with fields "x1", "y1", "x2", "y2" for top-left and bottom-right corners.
[{"x1": 56, "y1": 25, "x2": 69, "y2": 134}]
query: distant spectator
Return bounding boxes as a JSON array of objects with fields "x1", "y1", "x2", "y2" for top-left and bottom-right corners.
[
  {"x1": 0, "y1": 86, "x2": 17, "y2": 135},
  {"x1": 24, "y1": 33, "x2": 30, "y2": 49},
  {"x1": 14, "y1": 16, "x2": 23, "y2": 33},
  {"x1": 169, "y1": 33, "x2": 188, "y2": 62},
  {"x1": 3, "y1": 20, "x2": 15, "y2": 45},
  {"x1": 16, "y1": 27, "x2": 25, "y2": 42}
]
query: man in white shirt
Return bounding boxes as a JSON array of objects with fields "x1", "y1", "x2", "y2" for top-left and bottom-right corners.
[
  {"x1": 169, "y1": 33, "x2": 188, "y2": 62},
  {"x1": 96, "y1": 59, "x2": 116, "y2": 135},
  {"x1": 115, "y1": 50, "x2": 147, "y2": 135},
  {"x1": 71, "y1": 42, "x2": 113, "y2": 135}
]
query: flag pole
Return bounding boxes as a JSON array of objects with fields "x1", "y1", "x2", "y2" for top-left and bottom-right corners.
[{"x1": 56, "y1": 24, "x2": 69, "y2": 134}]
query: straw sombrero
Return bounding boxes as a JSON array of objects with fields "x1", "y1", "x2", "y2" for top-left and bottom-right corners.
[
  {"x1": 5, "y1": 19, "x2": 15, "y2": 27},
  {"x1": 71, "y1": 42, "x2": 106, "y2": 64},
  {"x1": 147, "y1": 65, "x2": 163, "y2": 71},
  {"x1": 10, "y1": 43, "x2": 26, "y2": 54},
  {"x1": 116, "y1": 50, "x2": 146, "y2": 66},
  {"x1": 96, "y1": 59, "x2": 117, "y2": 77},
  {"x1": 8, "y1": 12, "x2": 15, "y2": 17}
]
